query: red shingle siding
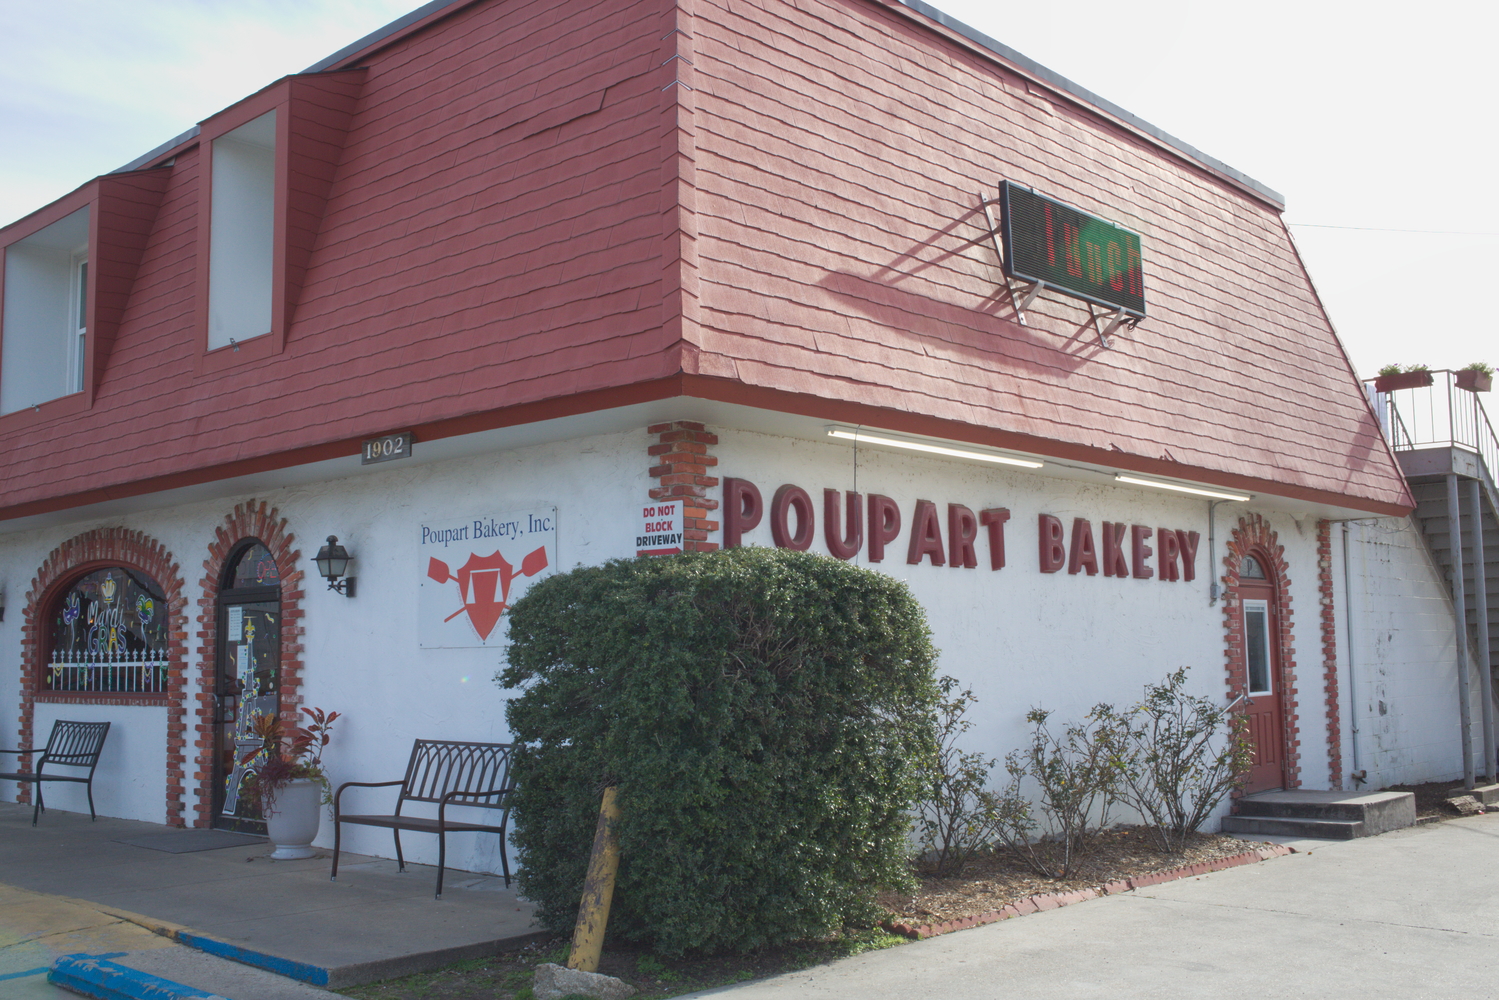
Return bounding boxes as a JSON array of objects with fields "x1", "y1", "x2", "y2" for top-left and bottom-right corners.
[
  {"x1": 0, "y1": 0, "x2": 1408, "y2": 520},
  {"x1": 688, "y1": 0, "x2": 1407, "y2": 512},
  {"x1": 0, "y1": 0, "x2": 673, "y2": 517}
]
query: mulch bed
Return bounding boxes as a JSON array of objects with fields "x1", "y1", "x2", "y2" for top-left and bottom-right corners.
[{"x1": 878, "y1": 826, "x2": 1286, "y2": 938}]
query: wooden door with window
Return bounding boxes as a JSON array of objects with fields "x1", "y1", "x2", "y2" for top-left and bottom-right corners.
[
  {"x1": 212, "y1": 542, "x2": 282, "y2": 833},
  {"x1": 1239, "y1": 554, "x2": 1287, "y2": 793}
]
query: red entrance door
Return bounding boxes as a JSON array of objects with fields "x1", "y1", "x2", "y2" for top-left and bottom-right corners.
[{"x1": 1239, "y1": 555, "x2": 1287, "y2": 793}]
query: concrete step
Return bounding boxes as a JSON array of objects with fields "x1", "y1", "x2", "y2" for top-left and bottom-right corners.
[
  {"x1": 1220, "y1": 815, "x2": 1364, "y2": 840},
  {"x1": 1227, "y1": 790, "x2": 1416, "y2": 839},
  {"x1": 1448, "y1": 783, "x2": 1499, "y2": 806}
]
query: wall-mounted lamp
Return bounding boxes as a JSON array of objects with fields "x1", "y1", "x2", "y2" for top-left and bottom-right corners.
[
  {"x1": 826, "y1": 426, "x2": 1044, "y2": 469},
  {"x1": 1114, "y1": 474, "x2": 1251, "y2": 502},
  {"x1": 314, "y1": 536, "x2": 356, "y2": 597}
]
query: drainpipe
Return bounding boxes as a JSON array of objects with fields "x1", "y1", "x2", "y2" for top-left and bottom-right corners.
[
  {"x1": 1207, "y1": 499, "x2": 1231, "y2": 606},
  {"x1": 1471, "y1": 478, "x2": 1494, "y2": 782},
  {"x1": 1342, "y1": 521, "x2": 1362, "y2": 785},
  {"x1": 1448, "y1": 473, "x2": 1475, "y2": 790}
]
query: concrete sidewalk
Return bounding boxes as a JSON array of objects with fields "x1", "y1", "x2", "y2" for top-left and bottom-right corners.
[
  {"x1": 0, "y1": 882, "x2": 344, "y2": 999},
  {"x1": 0, "y1": 803, "x2": 540, "y2": 992},
  {"x1": 681, "y1": 814, "x2": 1499, "y2": 999}
]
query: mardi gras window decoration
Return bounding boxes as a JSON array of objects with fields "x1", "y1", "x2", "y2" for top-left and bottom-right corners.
[{"x1": 46, "y1": 567, "x2": 169, "y2": 693}]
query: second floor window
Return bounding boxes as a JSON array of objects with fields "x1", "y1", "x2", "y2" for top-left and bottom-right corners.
[
  {"x1": 208, "y1": 110, "x2": 276, "y2": 351},
  {"x1": 0, "y1": 206, "x2": 90, "y2": 413}
]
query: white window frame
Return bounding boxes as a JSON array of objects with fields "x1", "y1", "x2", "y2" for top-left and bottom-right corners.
[
  {"x1": 69, "y1": 252, "x2": 88, "y2": 394},
  {"x1": 1243, "y1": 598, "x2": 1272, "y2": 696}
]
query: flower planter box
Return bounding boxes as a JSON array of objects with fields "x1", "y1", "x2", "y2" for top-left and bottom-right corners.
[
  {"x1": 1373, "y1": 370, "x2": 1434, "y2": 393},
  {"x1": 1456, "y1": 370, "x2": 1493, "y2": 393}
]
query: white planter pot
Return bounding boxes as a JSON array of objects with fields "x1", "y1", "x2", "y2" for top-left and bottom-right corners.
[{"x1": 265, "y1": 778, "x2": 322, "y2": 860}]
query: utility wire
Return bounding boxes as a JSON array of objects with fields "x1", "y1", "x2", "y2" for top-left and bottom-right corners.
[{"x1": 1288, "y1": 222, "x2": 1499, "y2": 237}]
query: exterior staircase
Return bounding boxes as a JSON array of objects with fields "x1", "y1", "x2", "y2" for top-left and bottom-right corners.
[
  {"x1": 1373, "y1": 371, "x2": 1499, "y2": 776},
  {"x1": 1221, "y1": 790, "x2": 1415, "y2": 840},
  {"x1": 1404, "y1": 476, "x2": 1499, "y2": 688}
]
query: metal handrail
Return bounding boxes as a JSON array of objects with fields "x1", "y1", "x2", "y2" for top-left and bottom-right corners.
[{"x1": 1365, "y1": 370, "x2": 1499, "y2": 485}]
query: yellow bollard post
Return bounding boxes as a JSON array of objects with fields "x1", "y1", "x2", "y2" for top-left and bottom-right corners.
[{"x1": 567, "y1": 785, "x2": 621, "y2": 974}]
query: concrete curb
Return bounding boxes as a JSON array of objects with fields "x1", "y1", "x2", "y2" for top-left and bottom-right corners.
[
  {"x1": 178, "y1": 932, "x2": 331, "y2": 988},
  {"x1": 48, "y1": 954, "x2": 231, "y2": 1000},
  {"x1": 883, "y1": 844, "x2": 1295, "y2": 940}
]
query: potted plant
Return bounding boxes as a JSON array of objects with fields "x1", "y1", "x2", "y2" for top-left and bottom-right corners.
[
  {"x1": 241, "y1": 707, "x2": 340, "y2": 860},
  {"x1": 1456, "y1": 362, "x2": 1494, "y2": 393},
  {"x1": 1372, "y1": 363, "x2": 1434, "y2": 393}
]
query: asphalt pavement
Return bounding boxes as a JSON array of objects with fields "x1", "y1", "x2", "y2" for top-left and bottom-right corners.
[{"x1": 681, "y1": 814, "x2": 1499, "y2": 1000}]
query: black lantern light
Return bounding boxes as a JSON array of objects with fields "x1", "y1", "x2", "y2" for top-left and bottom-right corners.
[{"x1": 314, "y1": 535, "x2": 356, "y2": 597}]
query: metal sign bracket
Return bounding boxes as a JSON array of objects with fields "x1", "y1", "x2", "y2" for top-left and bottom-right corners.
[
  {"x1": 980, "y1": 193, "x2": 1042, "y2": 326},
  {"x1": 1087, "y1": 303, "x2": 1139, "y2": 349}
]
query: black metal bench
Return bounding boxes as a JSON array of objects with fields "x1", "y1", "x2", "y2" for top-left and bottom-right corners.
[
  {"x1": 0, "y1": 720, "x2": 111, "y2": 826},
  {"x1": 331, "y1": 739, "x2": 516, "y2": 898}
]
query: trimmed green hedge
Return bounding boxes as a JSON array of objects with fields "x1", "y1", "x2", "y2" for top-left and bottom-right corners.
[{"x1": 499, "y1": 547, "x2": 938, "y2": 955}]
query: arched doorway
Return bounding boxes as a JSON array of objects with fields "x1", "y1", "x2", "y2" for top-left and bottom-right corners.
[
  {"x1": 1238, "y1": 551, "x2": 1289, "y2": 793},
  {"x1": 211, "y1": 540, "x2": 283, "y2": 833}
]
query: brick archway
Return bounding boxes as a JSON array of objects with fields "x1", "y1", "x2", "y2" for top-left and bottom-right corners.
[
  {"x1": 19, "y1": 528, "x2": 189, "y2": 823},
  {"x1": 193, "y1": 500, "x2": 304, "y2": 829},
  {"x1": 1221, "y1": 513, "x2": 1301, "y2": 789}
]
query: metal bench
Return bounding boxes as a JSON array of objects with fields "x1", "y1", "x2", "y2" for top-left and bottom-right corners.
[
  {"x1": 330, "y1": 739, "x2": 515, "y2": 898},
  {"x1": 0, "y1": 720, "x2": 111, "y2": 826}
]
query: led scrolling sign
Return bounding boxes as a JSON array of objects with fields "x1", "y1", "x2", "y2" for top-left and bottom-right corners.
[{"x1": 998, "y1": 181, "x2": 1146, "y2": 318}]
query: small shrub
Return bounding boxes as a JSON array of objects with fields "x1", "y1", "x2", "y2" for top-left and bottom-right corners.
[
  {"x1": 1463, "y1": 361, "x2": 1494, "y2": 376},
  {"x1": 991, "y1": 705, "x2": 1123, "y2": 878},
  {"x1": 1108, "y1": 667, "x2": 1253, "y2": 853},
  {"x1": 914, "y1": 678, "x2": 1005, "y2": 876},
  {"x1": 501, "y1": 547, "x2": 940, "y2": 955},
  {"x1": 1376, "y1": 363, "x2": 1403, "y2": 377}
]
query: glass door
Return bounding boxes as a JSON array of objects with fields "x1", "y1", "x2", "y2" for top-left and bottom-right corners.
[{"x1": 212, "y1": 543, "x2": 282, "y2": 833}]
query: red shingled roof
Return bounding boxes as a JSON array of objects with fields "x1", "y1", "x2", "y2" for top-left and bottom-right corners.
[{"x1": 0, "y1": 0, "x2": 1410, "y2": 520}]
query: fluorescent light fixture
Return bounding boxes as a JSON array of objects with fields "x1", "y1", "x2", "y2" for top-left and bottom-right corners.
[
  {"x1": 826, "y1": 427, "x2": 1044, "y2": 469},
  {"x1": 1114, "y1": 475, "x2": 1251, "y2": 502}
]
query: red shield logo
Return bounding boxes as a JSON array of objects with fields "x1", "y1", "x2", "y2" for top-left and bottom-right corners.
[{"x1": 427, "y1": 546, "x2": 548, "y2": 640}]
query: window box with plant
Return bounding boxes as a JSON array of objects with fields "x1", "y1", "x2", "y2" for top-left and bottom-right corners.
[
  {"x1": 1372, "y1": 364, "x2": 1434, "y2": 393},
  {"x1": 1456, "y1": 362, "x2": 1493, "y2": 393}
]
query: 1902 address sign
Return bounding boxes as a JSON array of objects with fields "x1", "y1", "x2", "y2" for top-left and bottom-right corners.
[{"x1": 999, "y1": 181, "x2": 1146, "y2": 318}]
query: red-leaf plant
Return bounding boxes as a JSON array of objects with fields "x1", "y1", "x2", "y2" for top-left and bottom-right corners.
[{"x1": 240, "y1": 707, "x2": 340, "y2": 814}]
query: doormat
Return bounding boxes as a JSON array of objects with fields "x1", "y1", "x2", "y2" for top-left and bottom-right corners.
[{"x1": 115, "y1": 830, "x2": 265, "y2": 854}]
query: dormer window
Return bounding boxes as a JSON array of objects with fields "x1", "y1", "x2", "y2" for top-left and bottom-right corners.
[
  {"x1": 192, "y1": 70, "x2": 365, "y2": 371},
  {"x1": 208, "y1": 110, "x2": 277, "y2": 351},
  {"x1": 71, "y1": 254, "x2": 88, "y2": 394},
  {"x1": 1, "y1": 206, "x2": 90, "y2": 414}
]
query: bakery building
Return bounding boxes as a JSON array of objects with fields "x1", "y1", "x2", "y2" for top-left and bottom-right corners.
[{"x1": 1, "y1": 0, "x2": 1492, "y2": 875}]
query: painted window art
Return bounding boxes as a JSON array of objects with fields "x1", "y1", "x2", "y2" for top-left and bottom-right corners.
[
  {"x1": 213, "y1": 540, "x2": 283, "y2": 830},
  {"x1": 46, "y1": 567, "x2": 170, "y2": 692},
  {"x1": 230, "y1": 541, "x2": 281, "y2": 588}
]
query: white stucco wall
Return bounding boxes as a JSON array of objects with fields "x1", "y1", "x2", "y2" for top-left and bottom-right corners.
[
  {"x1": 0, "y1": 425, "x2": 649, "y2": 874},
  {"x1": 29, "y1": 703, "x2": 167, "y2": 823},
  {"x1": 1332, "y1": 517, "x2": 1485, "y2": 788},
  {"x1": 715, "y1": 428, "x2": 1325, "y2": 823},
  {"x1": 0, "y1": 415, "x2": 1475, "y2": 872}
]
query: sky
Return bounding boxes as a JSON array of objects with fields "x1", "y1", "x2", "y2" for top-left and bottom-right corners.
[{"x1": 1, "y1": 0, "x2": 1494, "y2": 378}]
